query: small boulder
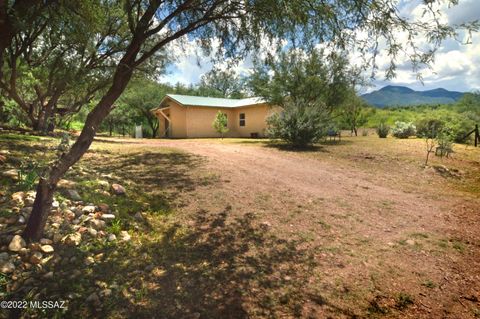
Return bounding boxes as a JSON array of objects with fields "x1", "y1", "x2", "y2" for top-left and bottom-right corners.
[
  {"x1": 111, "y1": 184, "x2": 125, "y2": 195},
  {"x1": 406, "y1": 239, "x2": 416, "y2": 246},
  {"x1": 9, "y1": 235, "x2": 26, "y2": 252},
  {"x1": 82, "y1": 205, "x2": 96, "y2": 214},
  {"x1": 57, "y1": 179, "x2": 77, "y2": 189},
  {"x1": 1, "y1": 261, "x2": 15, "y2": 273},
  {"x1": 100, "y1": 214, "x2": 116, "y2": 221},
  {"x1": 24, "y1": 197, "x2": 35, "y2": 206},
  {"x1": 87, "y1": 228, "x2": 98, "y2": 238},
  {"x1": 85, "y1": 256, "x2": 95, "y2": 265},
  {"x1": 119, "y1": 231, "x2": 131, "y2": 242},
  {"x1": 98, "y1": 203, "x2": 110, "y2": 213},
  {"x1": 107, "y1": 234, "x2": 117, "y2": 241},
  {"x1": 66, "y1": 190, "x2": 82, "y2": 201},
  {"x1": 90, "y1": 219, "x2": 106, "y2": 230},
  {"x1": 62, "y1": 233, "x2": 82, "y2": 246},
  {"x1": 29, "y1": 251, "x2": 43, "y2": 264},
  {"x1": 3, "y1": 169, "x2": 19, "y2": 180},
  {"x1": 42, "y1": 271, "x2": 54, "y2": 280},
  {"x1": 40, "y1": 245, "x2": 54, "y2": 254},
  {"x1": 11, "y1": 191, "x2": 25, "y2": 204},
  {"x1": 40, "y1": 238, "x2": 53, "y2": 245},
  {"x1": 64, "y1": 210, "x2": 76, "y2": 221}
]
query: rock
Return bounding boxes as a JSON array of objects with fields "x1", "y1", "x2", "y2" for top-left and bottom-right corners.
[
  {"x1": 57, "y1": 179, "x2": 77, "y2": 189},
  {"x1": 0, "y1": 252, "x2": 9, "y2": 261},
  {"x1": 9, "y1": 235, "x2": 26, "y2": 252},
  {"x1": 40, "y1": 245, "x2": 54, "y2": 254},
  {"x1": 51, "y1": 200, "x2": 60, "y2": 209},
  {"x1": 20, "y1": 207, "x2": 33, "y2": 215},
  {"x1": 3, "y1": 169, "x2": 19, "y2": 180},
  {"x1": 1, "y1": 261, "x2": 15, "y2": 273},
  {"x1": 87, "y1": 228, "x2": 98, "y2": 238},
  {"x1": 111, "y1": 184, "x2": 125, "y2": 195},
  {"x1": 24, "y1": 197, "x2": 35, "y2": 206},
  {"x1": 40, "y1": 238, "x2": 53, "y2": 245},
  {"x1": 66, "y1": 190, "x2": 82, "y2": 201},
  {"x1": 17, "y1": 215, "x2": 26, "y2": 224},
  {"x1": 6, "y1": 216, "x2": 18, "y2": 225},
  {"x1": 260, "y1": 221, "x2": 272, "y2": 229},
  {"x1": 107, "y1": 234, "x2": 117, "y2": 241},
  {"x1": 406, "y1": 239, "x2": 416, "y2": 246},
  {"x1": 100, "y1": 289, "x2": 112, "y2": 298},
  {"x1": 90, "y1": 219, "x2": 105, "y2": 230},
  {"x1": 82, "y1": 205, "x2": 96, "y2": 214},
  {"x1": 85, "y1": 256, "x2": 95, "y2": 265},
  {"x1": 97, "y1": 180, "x2": 110, "y2": 189},
  {"x1": 98, "y1": 203, "x2": 110, "y2": 213},
  {"x1": 119, "y1": 231, "x2": 131, "y2": 242},
  {"x1": 29, "y1": 251, "x2": 43, "y2": 264},
  {"x1": 42, "y1": 271, "x2": 54, "y2": 280},
  {"x1": 64, "y1": 209, "x2": 76, "y2": 221},
  {"x1": 29, "y1": 243, "x2": 41, "y2": 251},
  {"x1": 134, "y1": 212, "x2": 144, "y2": 222},
  {"x1": 62, "y1": 233, "x2": 82, "y2": 246},
  {"x1": 100, "y1": 214, "x2": 115, "y2": 221},
  {"x1": 11, "y1": 191, "x2": 25, "y2": 204}
]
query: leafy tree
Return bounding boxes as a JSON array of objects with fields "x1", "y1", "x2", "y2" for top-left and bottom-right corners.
[
  {"x1": 120, "y1": 78, "x2": 169, "y2": 138},
  {"x1": 339, "y1": 91, "x2": 371, "y2": 136},
  {"x1": 199, "y1": 66, "x2": 245, "y2": 98},
  {"x1": 17, "y1": 0, "x2": 474, "y2": 240},
  {"x1": 251, "y1": 48, "x2": 352, "y2": 146},
  {"x1": 212, "y1": 111, "x2": 229, "y2": 138}
]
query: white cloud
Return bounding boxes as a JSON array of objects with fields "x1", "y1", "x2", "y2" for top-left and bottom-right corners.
[{"x1": 159, "y1": 0, "x2": 480, "y2": 93}]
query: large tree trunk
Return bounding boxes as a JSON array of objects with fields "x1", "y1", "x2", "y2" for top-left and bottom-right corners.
[
  {"x1": 23, "y1": 38, "x2": 144, "y2": 241},
  {"x1": 23, "y1": 178, "x2": 56, "y2": 240}
]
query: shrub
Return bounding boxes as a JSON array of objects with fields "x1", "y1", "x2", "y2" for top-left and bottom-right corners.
[
  {"x1": 212, "y1": 111, "x2": 229, "y2": 138},
  {"x1": 416, "y1": 118, "x2": 444, "y2": 138},
  {"x1": 266, "y1": 100, "x2": 330, "y2": 147},
  {"x1": 376, "y1": 122, "x2": 390, "y2": 138},
  {"x1": 392, "y1": 121, "x2": 416, "y2": 138}
]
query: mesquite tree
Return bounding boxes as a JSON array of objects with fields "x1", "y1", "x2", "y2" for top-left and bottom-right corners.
[{"x1": 13, "y1": 0, "x2": 476, "y2": 240}]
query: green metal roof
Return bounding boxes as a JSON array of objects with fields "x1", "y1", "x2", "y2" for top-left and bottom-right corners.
[{"x1": 158, "y1": 94, "x2": 265, "y2": 109}]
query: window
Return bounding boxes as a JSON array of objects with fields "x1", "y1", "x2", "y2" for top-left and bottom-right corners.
[{"x1": 239, "y1": 113, "x2": 246, "y2": 127}]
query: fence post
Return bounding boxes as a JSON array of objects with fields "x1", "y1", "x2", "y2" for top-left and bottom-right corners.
[{"x1": 476, "y1": 124, "x2": 479, "y2": 147}]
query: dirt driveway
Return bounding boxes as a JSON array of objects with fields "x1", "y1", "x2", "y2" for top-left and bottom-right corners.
[{"x1": 115, "y1": 137, "x2": 480, "y2": 318}]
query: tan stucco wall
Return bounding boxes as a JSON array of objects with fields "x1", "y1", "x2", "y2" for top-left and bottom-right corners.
[{"x1": 155, "y1": 100, "x2": 275, "y2": 138}]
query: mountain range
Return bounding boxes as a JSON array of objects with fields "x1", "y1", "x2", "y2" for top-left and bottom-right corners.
[{"x1": 361, "y1": 85, "x2": 465, "y2": 108}]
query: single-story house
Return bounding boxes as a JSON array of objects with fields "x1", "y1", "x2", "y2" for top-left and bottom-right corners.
[{"x1": 151, "y1": 94, "x2": 275, "y2": 138}]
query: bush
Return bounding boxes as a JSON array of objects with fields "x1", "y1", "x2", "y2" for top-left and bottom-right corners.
[
  {"x1": 376, "y1": 122, "x2": 390, "y2": 138},
  {"x1": 392, "y1": 121, "x2": 416, "y2": 138},
  {"x1": 416, "y1": 118, "x2": 444, "y2": 138},
  {"x1": 266, "y1": 100, "x2": 330, "y2": 147}
]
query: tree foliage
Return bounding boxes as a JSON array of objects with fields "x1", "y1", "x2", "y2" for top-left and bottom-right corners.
[{"x1": 212, "y1": 111, "x2": 229, "y2": 138}]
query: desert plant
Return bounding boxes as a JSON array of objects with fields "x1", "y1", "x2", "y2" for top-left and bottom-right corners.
[
  {"x1": 376, "y1": 122, "x2": 390, "y2": 138},
  {"x1": 392, "y1": 121, "x2": 416, "y2": 138},
  {"x1": 436, "y1": 131, "x2": 454, "y2": 157},
  {"x1": 212, "y1": 111, "x2": 229, "y2": 138},
  {"x1": 416, "y1": 118, "x2": 444, "y2": 138},
  {"x1": 266, "y1": 99, "x2": 330, "y2": 147}
]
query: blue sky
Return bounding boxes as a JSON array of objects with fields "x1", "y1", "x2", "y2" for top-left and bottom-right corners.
[{"x1": 159, "y1": 0, "x2": 480, "y2": 94}]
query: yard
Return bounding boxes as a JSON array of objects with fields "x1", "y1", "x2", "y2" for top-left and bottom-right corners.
[{"x1": 1, "y1": 133, "x2": 480, "y2": 318}]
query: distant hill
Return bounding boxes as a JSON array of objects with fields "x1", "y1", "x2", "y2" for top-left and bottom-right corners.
[{"x1": 361, "y1": 85, "x2": 465, "y2": 108}]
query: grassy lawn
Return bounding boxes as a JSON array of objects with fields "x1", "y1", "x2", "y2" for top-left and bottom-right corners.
[{"x1": 1, "y1": 133, "x2": 480, "y2": 318}]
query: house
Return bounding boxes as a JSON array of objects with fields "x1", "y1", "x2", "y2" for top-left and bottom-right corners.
[{"x1": 151, "y1": 94, "x2": 275, "y2": 138}]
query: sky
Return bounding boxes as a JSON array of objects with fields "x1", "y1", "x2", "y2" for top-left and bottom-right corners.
[{"x1": 158, "y1": 0, "x2": 480, "y2": 94}]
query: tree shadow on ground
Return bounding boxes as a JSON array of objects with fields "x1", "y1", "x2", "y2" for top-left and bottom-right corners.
[{"x1": 11, "y1": 208, "x2": 356, "y2": 318}]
